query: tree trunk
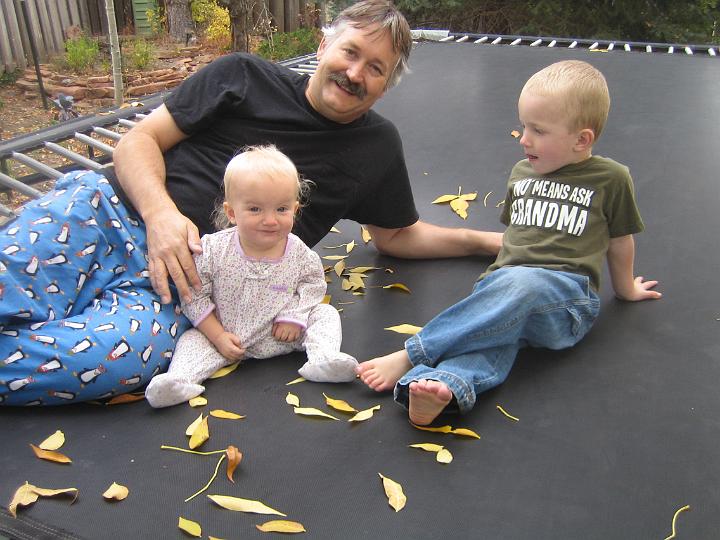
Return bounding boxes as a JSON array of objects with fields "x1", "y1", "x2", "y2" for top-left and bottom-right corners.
[
  {"x1": 219, "y1": 0, "x2": 254, "y2": 52},
  {"x1": 104, "y1": 0, "x2": 123, "y2": 106},
  {"x1": 166, "y1": 0, "x2": 194, "y2": 43}
]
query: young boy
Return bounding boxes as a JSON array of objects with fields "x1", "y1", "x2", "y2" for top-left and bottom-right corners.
[{"x1": 356, "y1": 60, "x2": 662, "y2": 425}]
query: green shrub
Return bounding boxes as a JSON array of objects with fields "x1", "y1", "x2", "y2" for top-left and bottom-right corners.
[
  {"x1": 64, "y1": 36, "x2": 100, "y2": 73},
  {"x1": 124, "y1": 38, "x2": 156, "y2": 71},
  {"x1": 146, "y1": 6, "x2": 166, "y2": 36},
  {"x1": 256, "y1": 28, "x2": 321, "y2": 62}
]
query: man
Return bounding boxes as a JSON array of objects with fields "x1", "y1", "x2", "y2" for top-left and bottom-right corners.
[{"x1": 0, "y1": 0, "x2": 501, "y2": 405}]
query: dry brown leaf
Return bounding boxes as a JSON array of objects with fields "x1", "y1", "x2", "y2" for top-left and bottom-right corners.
[
  {"x1": 178, "y1": 516, "x2": 202, "y2": 537},
  {"x1": 323, "y1": 393, "x2": 357, "y2": 413},
  {"x1": 186, "y1": 413, "x2": 204, "y2": 436},
  {"x1": 208, "y1": 494, "x2": 286, "y2": 516},
  {"x1": 210, "y1": 409, "x2": 245, "y2": 420},
  {"x1": 382, "y1": 283, "x2": 411, "y2": 293},
  {"x1": 348, "y1": 405, "x2": 381, "y2": 423},
  {"x1": 378, "y1": 473, "x2": 406, "y2": 512},
  {"x1": 208, "y1": 362, "x2": 240, "y2": 379},
  {"x1": 256, "y1": 520, "x2": 306, "y2": 533},
  {"x1": 286, "y1": 392, "x2": 300, "y2": 407},
  {"x1": 189, "y1": 416, "x2": 209, "y2": 449},
  {"x1": 361, "y1": 226, "x2": 372, "y2": 243},
  {"x1": 293, "y1": 407, "x2": 340, "y2": 420},
  {"x1": 188, "y1": 396, "x2": 207, "y2": 407},
  {"x1": 8, "y1": 482, "x2": 78, "y2": 517},
  {"x1": 102, "y1": 482, "x2": 129, "y2": 500},
  {"x1": 38, "y1": 430, "x2": 65, "y2": 451},
  {"x1": 226, "y1": 446, "x2": 242, "y2": 482},
  {"x1": 385, "y1": 324, "x2": 423, "y2": 335},
  {"x1": 30, "y1": 444, "x2": 72, "y2": 464}
]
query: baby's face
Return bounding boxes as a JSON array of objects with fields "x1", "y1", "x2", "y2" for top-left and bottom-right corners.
[
  {"x1": 517, "y1": 91, "x2": 584, "y2": 175},
  {"x1": 224, "y1": 172, "x2": 299, "y2": 258}
]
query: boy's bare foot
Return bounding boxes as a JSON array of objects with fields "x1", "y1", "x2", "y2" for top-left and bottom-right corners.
[
  {"x1": 356, "y1": 350, "x2": 412, "y2": 391},
  {"x1": 408, "y1": 379, "x2": 453, "y2": 425}
]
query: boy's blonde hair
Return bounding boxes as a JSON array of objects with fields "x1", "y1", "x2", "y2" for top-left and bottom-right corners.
[
  {"x1": 213, "y1": 145, "x2": 311, "y2": 229},
  {"x1": 522, "y1": 60, "x2": 610, "y2": 140}
]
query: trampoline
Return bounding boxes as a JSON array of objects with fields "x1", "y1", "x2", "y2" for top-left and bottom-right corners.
[{"x1": 2, "y1": 39, "x2": 719, "y2": 539}]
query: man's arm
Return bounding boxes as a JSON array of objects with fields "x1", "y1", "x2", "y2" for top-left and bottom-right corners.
[
  {"x1": 366, "y1": 220, "x2": 503, "y2": 259},
  {"x1": 113, "y1": 105, "x2": 202, "y2": 304},
  {"x1": 607, "y1": 234, "x2": 662, "y2": 301}
]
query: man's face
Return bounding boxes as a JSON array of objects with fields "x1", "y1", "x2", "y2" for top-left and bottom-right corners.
[{"x1": 306, "y1": 24, "x2": 399, "y2": 124}]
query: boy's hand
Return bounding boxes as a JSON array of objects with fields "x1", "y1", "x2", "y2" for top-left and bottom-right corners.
[
  {"x1": 212, "y1": 331, "x2": 245, "y2": 361},
  {"x1": 272, "y1": 322, "x2": 302, "y2": 343},
  {"x1": 616, "y1": 276, "x2": 662, "y2": 302}
]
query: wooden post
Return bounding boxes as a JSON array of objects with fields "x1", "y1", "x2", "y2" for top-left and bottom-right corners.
[{"x1": 270, "y1": 0, "x2": 284, "y2": 32}]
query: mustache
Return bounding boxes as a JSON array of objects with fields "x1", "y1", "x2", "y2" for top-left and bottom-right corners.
[{"x1": 328, "y1": 72, "x2": 367, "y2": 99}]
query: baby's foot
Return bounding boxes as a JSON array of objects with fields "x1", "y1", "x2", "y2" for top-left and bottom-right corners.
[
  {"x1": 356, "y1": 350, "x2": 412, "y2": 391},
  {"x1": 299, "y1": 353, "x2": 358, "y2": 383},
  {"x1": 408, "y1": 379, "x2": 453, "y2": 425},
  {"x1": 145, "y1": 373, "x2": 205, "y2": 408}
]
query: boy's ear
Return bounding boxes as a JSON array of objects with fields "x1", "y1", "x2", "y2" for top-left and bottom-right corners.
[{"x1": 574, "y1": 128, "x2": 595, "y2": 152}]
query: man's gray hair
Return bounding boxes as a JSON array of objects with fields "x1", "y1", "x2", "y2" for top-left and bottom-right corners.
[{"x1": 323, "y1": 0, "x2": 412, "y2": 89}]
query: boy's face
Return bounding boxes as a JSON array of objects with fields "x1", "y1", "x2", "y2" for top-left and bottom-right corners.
[
  {"x1": 518, "y1": 91, "x2": 588, "y2": 175},
  {"x1": 223, "y1": 172, "x2": 299, "y2": 258}
]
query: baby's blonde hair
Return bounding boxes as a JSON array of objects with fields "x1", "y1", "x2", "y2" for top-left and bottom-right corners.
[
  {"x1": 213, "y1": 145, "x2": 311, "y2": 229},
  {"x1": 521, "y1": 60, "x2": 610, "y2": 140}
]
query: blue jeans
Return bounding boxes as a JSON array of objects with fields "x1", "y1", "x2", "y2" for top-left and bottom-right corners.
[{"x1": 395, "y1": 266, "x2": 600, "y2": 414}]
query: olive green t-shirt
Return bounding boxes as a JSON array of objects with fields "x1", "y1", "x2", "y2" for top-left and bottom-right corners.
[{"x1": 481, "y1": 156, "x2": 644, "y2": 291}]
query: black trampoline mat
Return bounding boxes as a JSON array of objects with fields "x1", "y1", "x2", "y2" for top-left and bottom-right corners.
[{"x1": 2, "y1": 42, "x2": 719, "y2": 539}]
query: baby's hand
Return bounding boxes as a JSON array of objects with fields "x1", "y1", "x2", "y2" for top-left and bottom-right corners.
[
  {"x1": 214, "y1": 331, "x2": 245, "y2": 361},
  {"x1": 618, "y1": 276, "x2": 662, "y2": 302},
  {"x1": 272, "y1": 322, "x2": 302, "y2": 343}
]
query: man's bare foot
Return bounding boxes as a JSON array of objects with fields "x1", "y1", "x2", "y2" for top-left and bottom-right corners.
[
  {"x1": 356, "y1": 350, "x2": 412, "y2": 391},
  {"x1": 408, "y1": 379, "x2": 453, "y2": 425}
]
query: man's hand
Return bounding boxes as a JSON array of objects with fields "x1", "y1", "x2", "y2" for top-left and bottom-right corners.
[
  {"x1": 272, "y1": 322, "x2": 303, "y2": 343},
  {"x1": 145, "y1": 208, "x2": 202, "y2": 304},
  {"x1": 212, "y1": 331, "x2": 246, "y2": 361}
]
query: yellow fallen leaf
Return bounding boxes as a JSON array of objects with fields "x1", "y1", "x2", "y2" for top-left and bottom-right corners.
[
  {"x1": 323, "y1": 393, "x2": 357, "y2": 413},
  {"x1": 450, "y1": 427, "x2": 481, "y2": 439},
  {"x1": 663, "y1": 504, "x2": 691, "y2": 540},
  {"x1": 450, "y1": 197, "x2": 469, "y2": 219},
  {"x1": 189, "y1": 416, "x2": 209, "y2": 449},
  {"x1": 436, "y1": 448, "x2": 453, "y2": 464},
  {"x1": 349, "y1": 266, "x2": 380, "y2": 273},
  {"x1": 322, "y1": 294, "x2": 331, "y2": 303},
  {"x1": 348, "y1": 405, "x2": 381, "y2": 422},
  {"x1": 384, "y1": 268, "x2": 395, "y2": 274},
  {"x1": 510, "y1": 129, "x2": 521, "y2": 138},
  {"x1": 208, "y1": 361, "x2": 240, "y2": 379},
  {"x1": 330, "y1": 226, "x2": 341, "y2": 233},
  {"x1": 361, "y1": 226, "x2": 372, "y2": 243},
  {"x1": 496, "y1": 404, "x2": 520, "y2": 422},
  {"x1": 334, "y1": 259, "x2": 345, "y2": 277},
  {"x1": 432, "y1": 194, "x2": 458, "y2": 204},
  {"x1": 210, "y1": 409, "x2": 245, "y2": 420},
  {"x1": 256, "y1": 520, "x2": 306, "y2": 533},
  {"x1": 347, "y1": 273, "x2": 365, "y2": 290},
  {"x1": 286, "y1": 392, "x2": 300, "y2": 407},
  {"x1": 30, "y1": 444, "x2": 72, "y2": 464},
  {"x1": 208, "y1": 495, "x2": 286, "y2": 516},
  {"x1": 322, "y1": 255, "x2": 348, "y2": 261},
  {"x1": 482, "y1": 191, "x2": 493, "y2": 207},
  {"x1": 188, "y1": 396, "x2": 207, "y2": 407},
  {"x1": 102, "y1": 482, "x2": 129, "y2": 500},
  {"x1": 293, "y1": 407, "x2": 340, "y2": 420},
  {"x1": 185, "y1": 455, "x2": 226, "y2": 503},
  {"x1": 459, "y1": 192, "x2": 478, "y2": 201},
  {"x1": 382, "y1": 283, "x2": 411, "y2": 293},
  {"x1": 8, "y1": 482, "x2": 78, "y2": 517},
  {"x1": 105, "y1": 392, "x2": 145, "y2": 405},
  {"x1": 341, "y1": 278, "x2": 352, "y2": 291},
  {"x1": 408, "y1": 443, "x2": 444, "y2": 453},
  {"x1": 38, "y1": 430, "x2": 65, "y2": 451},
  {"x1": 178, "y1": 516, "x2": 202, "y2": 537},
  {"x1": 226, "y1": 446, "x2": 242, "y2": 483},
  {"x1": 411, "y1": 423, "x2": 453, "y2": 433},
  {"x1": 385, "y1": 324, "x2": 423, "y2": 335},
  {"x1": 378, "y1": 473, "x2": 406, "y2": 512},
  {"x1": 286, "y1": 377, "x2": 306, "y2": 385},
  {"x1": 352, "y1": 291, "x2": 365, "y2": 296},
  {"x1": 186, "y1": 413, "x2": 204, "y2": 436},
  {"x1": 346, "y1": 240, "x2": 355, "y2": 253}
]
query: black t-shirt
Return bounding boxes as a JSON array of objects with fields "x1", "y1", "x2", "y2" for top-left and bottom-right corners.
[{"x1": 112, "y1": 53, "x2": 419, "y2": 247}]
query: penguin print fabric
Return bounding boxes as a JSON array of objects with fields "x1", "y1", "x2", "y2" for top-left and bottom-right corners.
[{"x1": 0, "y1": 170, "x2": 189, "y2": 405}]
